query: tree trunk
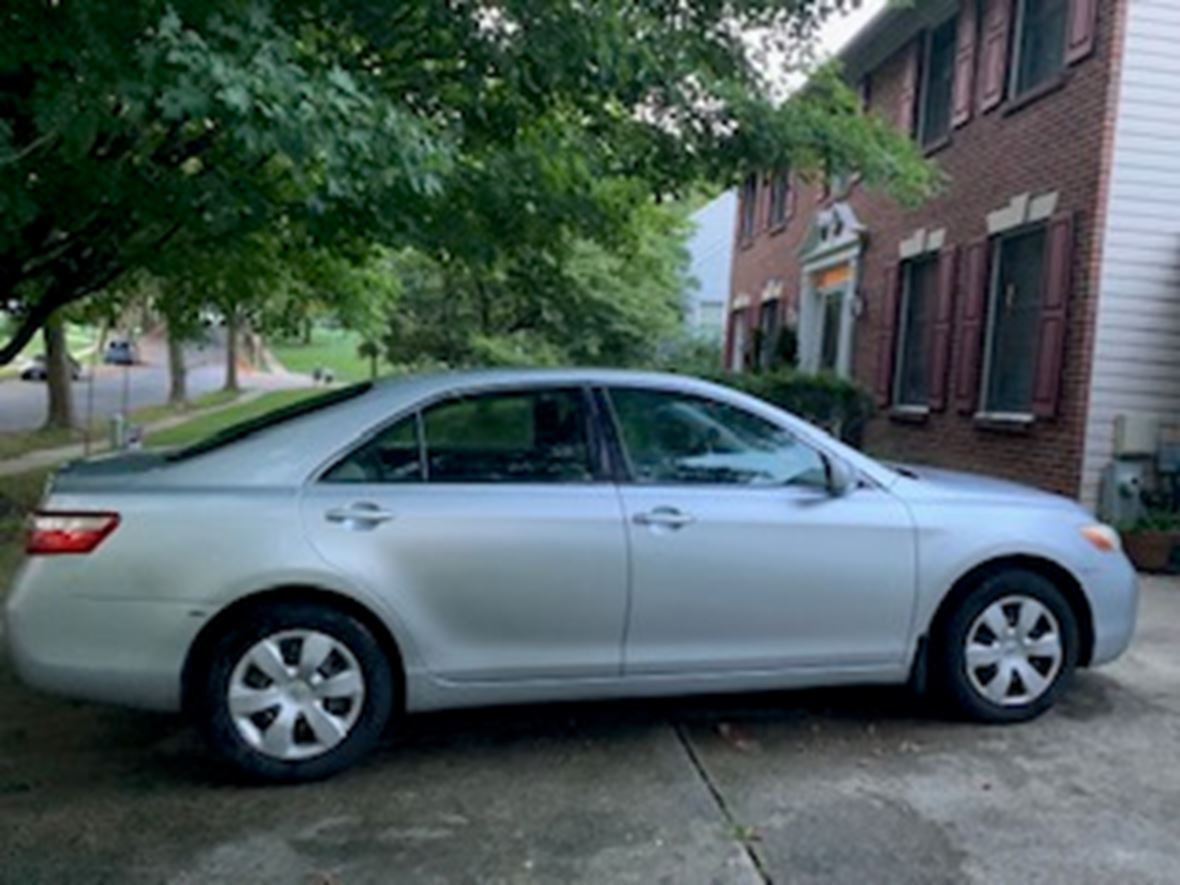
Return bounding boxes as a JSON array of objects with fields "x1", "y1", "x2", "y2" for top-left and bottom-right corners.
[
  {"x1": 370, "y1": 348, "x2": 378, "y2": 380},
  {"x1": 302, "y1": 316, "x2": 313, "y2": 344},
  {"x1": 223, "y1": 309, "x2": 239, "y2": 392},
  {"x1": 167, "y1": 321, "x2": 187, "y2": 406},
  {"x1": 42, "y1": 312, "x2": 75, "y2": 430}
]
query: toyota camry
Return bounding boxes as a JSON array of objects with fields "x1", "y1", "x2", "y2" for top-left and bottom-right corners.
[{"x1": 4, "y1": 370, "x2": 1138, "y2": 781}]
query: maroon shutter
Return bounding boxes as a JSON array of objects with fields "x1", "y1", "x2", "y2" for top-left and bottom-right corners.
[
  {"x1": 898, "y1": 40, "x2": 920, "y2": 135},
  {"x1": 979, "y1": 0, "x2": 1012, "y2": 113},
  {"x1": 1066, "y1": 0, "x2": 1098, "y2": 64},
  {"x1": 1031, "y1": 213, "x2": 1074, "y2": 418},
  {"x1": 955, "y1": 239, "x2": 991, "y2": 414},
  {"x1": 952, "y1": 3, "x2": 978, "y2": 127},
  {"x1": 875, "y1": 264, "x2": 902, "y2": 407},
  {"x1": 928, "y1": 247, "x2": 959, "y2": 411}
]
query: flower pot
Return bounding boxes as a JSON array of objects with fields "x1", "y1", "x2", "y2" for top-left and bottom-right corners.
[{"x1": 1120, "y1": 530, "x2": 1180, "y2": 573}]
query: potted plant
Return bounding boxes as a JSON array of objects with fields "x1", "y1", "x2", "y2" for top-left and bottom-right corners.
[{"x1": 1119, "y1": 510, "x2": 1180, "y2": 573}]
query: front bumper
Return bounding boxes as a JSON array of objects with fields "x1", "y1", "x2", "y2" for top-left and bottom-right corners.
[
  {"x1": 4, "y1": 561, "x2": 201, "y2": 712},
  {"x1": 1085, "y1": 552, "x2": 1139, "y2": 667}
]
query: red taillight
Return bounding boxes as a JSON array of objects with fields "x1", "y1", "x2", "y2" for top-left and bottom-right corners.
[{"x1": 26, "y1": 511, "x2": 120, "y2": 555}]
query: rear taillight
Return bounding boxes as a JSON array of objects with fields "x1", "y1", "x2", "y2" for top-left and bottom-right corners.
[{"x1": 26, "y1": 511, "x2": 120, "y2": 555}]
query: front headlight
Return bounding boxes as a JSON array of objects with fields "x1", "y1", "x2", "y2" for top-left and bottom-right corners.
[{"x1": 1081, "y1": 523, "x2": 1122, "y2": 553}]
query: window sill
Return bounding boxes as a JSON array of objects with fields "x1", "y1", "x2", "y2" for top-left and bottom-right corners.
[
  {"x1": 737, "y1": 236, "x2": 755, "y2": 251},
  {"x1": 973, "y1": 411, "x2": 1035, "y2": 433},
  {"x1": 921, "y1": 134, "x2": 952, "y2": 158},
  {"x1": 1002, "y1": 73, "x2": 1068, "y2": 117},
  {"x1": 890, "y1": 404, "x2": 931, "y2": 424},
  {"x1": 768, "y1": 220, "x2": 789, "y2": 236}
]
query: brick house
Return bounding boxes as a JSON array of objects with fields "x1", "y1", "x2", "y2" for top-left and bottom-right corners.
[{"x1": 725, "y1": 0, "x2": 1180, "y2": 511}]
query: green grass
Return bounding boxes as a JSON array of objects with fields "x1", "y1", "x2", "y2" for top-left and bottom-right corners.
[
  {"x1": 271, "y1": 327, "x2": 383, "y2": 383},
  {"x1": 0, "y1": 390, "x2": 246, "y2": 462},
  {"x1": 146, "y1": 388, "x2": 322, "y2": 449}
]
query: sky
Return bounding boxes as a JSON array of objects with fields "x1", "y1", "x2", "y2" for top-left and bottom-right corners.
[{"x1": 817, "y1": 0, "x2": 888, "y2": 58}]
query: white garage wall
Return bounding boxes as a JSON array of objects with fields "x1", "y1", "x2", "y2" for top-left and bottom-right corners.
[{"x1": 1082, "y1": 0, "x2": 1180, "y2": 509}]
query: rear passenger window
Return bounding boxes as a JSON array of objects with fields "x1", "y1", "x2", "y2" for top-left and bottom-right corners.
[
  {"x1": 322, "y1": 415, "x2": 422, "y2": 484},
  {"x1": 321, "y1": 388, "x2": 595, "y2": 484},
  {"x1": 423, "y1": 389, "x2": 593, "y2": 483}
]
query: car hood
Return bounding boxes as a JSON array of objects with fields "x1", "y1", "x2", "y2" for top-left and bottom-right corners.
[{"x1": 887, "y1": 464, "x2": 1085, "y2": 513}]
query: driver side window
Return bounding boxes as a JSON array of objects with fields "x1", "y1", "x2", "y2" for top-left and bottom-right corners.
[{"x1": 607, "y1": 388, "x2": 828, "y2": 488}]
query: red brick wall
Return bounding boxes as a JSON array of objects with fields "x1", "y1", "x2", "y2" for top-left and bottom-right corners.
[{"x1": 726, "y1": 0, "x2": 1122, "y2": 498}]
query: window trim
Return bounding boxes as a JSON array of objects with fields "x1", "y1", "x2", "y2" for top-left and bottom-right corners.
[
  {"x1": 916, "y1": 15, "x2": 958, "y2": 150},
  {"x1": 738, "y1": 173, "x2": 759, "y2": 244},
  {"x1": 976, "y1": 223, "x2": 1046, "y2": 420},
  {"x1": 600, "y1": 385, "x2": 831, "y2": 492},
  {"x1": 1008, "y1": 0, "x2": 1068, "y2": 103},
  {"x1": 312, "y1": 382, "x2": 611, "y2": 486}
]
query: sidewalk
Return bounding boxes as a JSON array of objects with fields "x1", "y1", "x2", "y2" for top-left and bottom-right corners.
[{"x1": 0, "y1": 388, "x2": 269, "y2": 478}]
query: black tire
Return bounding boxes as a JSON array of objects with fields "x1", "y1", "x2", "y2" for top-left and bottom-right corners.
[
  {"x1": 935, "y1": 568, "x2": 1079, "y2": 723},
  {"x1": 193, "y1": 602, "x2": 395, "y2": 783}
]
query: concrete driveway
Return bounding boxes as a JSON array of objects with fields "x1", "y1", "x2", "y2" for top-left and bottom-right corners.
[{"x1": 1, "y1": 579, "x2": 1177, "y2": 884}]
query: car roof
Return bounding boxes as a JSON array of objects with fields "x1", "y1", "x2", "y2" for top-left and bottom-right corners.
[{"x1": 148, "y1": 368, "x2": 894, "y2": 488}]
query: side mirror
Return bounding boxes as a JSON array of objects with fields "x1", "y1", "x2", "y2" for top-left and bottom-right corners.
[{"x1": 825, "y1": 455, "x2": 857, "y2": 497}]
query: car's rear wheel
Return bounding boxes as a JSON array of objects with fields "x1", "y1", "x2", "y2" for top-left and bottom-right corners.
[
  {"x1": 936, "y1": 568, "x2": 1079, "y2": 723},
  {"x1": 193, "y1": 602, "x2": 394, "y2": 782}
]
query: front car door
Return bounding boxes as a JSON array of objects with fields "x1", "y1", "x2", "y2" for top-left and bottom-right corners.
[
  {"x1": 604, "y1": 385, "x2": 916, "y2": 676},
  {"x1": 301, "y1": 384, "x2": 629, "y2": 682}
]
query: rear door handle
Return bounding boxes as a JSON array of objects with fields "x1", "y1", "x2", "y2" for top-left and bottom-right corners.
[
  {"x1": 325, "y1": 502, "x2": 396, "y2": 527},
  {"x1": 633, "y1": 507, "x2": 696, "y2": 529}
]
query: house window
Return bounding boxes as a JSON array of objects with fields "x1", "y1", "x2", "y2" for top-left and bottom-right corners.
[
  {"x1": 757, "y1": 298, "x2": 779, "y2": 369},
  {"x1": 983, "y1": 227, "x2": 1047, "y2": 414},
  {"x1": 919, "y1": 17, "x2": 957, "y2": 147},
  {"x1": 738, "y1": 174, "x2": 758, "y2": 241},
  {"x1": 767, "y1": 169, "x2": 791, "y2": 228},
  {"x1": 1012, "y1": 0, "x2": 1068, "y2": 98},
  {"x1": 895, "y1": 256, "x2": 939, "y2": 406}
]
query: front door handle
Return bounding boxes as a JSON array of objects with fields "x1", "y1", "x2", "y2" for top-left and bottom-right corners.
[
  {"x1": 325, "y1": 502, "x2": 396, "y2": 528},
  {"x1": 633, "y1": 507, "x2": 696, "y2": 529}
]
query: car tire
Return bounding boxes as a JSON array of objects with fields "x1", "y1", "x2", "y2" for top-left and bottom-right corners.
[
  {"x1": 193, "y1": 602, "x2": 395, "y2": 783},
  {"x1": 935, "y1": 568, "x2": 1079, "y2": 723}
]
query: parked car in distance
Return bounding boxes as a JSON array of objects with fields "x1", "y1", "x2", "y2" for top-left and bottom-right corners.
[
  {"x1": 103, "y1": 339, "x2": 138, "y2": 365},
  {"x1": 4, "y1": 370, "x2": 1139, "y2": 782},
  {"x1": 19, "y1": 354, "x2": 82, "y2": 382}
]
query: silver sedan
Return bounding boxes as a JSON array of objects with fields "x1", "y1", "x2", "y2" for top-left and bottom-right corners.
[{"x1": 4, "y1": 370, "x2": 1138, "y2": 781}]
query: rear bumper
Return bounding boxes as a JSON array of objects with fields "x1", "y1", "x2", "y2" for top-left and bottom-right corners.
[
  {"x1": 4, "y1": 561, "x2": 199, "y2": 712},
  {"x1": 1085, "y1": 553, "x2": 1139, "y2": 667}
]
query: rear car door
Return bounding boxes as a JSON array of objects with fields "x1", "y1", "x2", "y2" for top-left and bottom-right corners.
[
  {"x1": 301, "y1": 385, "x2": 629, "y2": 681},
  {"x1": 604, "y1": 385, "x2": 916, "y2": 675}
]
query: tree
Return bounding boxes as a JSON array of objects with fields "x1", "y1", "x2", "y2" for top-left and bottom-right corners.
[
  {"x1": 1, "y1": 1, "x2": 936, "y2": 364},
  {"x1": 382, "y1": 198, "x2": 691, "y2": 369}
]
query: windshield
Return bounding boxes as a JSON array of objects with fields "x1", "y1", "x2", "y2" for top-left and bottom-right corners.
[{"x1": 166, "y1": 383, "x2": 372, "y2": 461}]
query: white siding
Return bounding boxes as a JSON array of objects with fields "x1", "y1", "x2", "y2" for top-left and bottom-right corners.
[{"x1": 1082, "y1": 0, "x2": 1180, "y2": 508}]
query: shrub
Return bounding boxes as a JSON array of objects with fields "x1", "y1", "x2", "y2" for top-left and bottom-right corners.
[{"x1": 708, "y1": 369, "x2": 875, "y2": 447}]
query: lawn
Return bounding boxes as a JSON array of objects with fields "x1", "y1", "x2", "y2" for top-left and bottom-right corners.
[
  {"x1": 271, "y1": 327, "x2": 383, "y2": 383},
  {"x1": 145, "y1": 388, "x2": 322, "y2": 449},
  {"x1": 0, "y1": 390, "x2": 244, "y2": 462}
]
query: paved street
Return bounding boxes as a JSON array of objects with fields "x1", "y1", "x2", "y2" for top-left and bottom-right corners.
[
  {"x1": 0, "y1": 579, "x2": 1177, "y2": 884},
  {"x1": 0, "y1": 332, "x2": 305, "y2": 432}
]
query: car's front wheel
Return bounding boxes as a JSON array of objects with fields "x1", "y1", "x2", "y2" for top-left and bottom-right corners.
[
  {"x1": 936, "y1": 568, "x2": 1079, "y2": 723},
  {"x1": 193, "y1": 602, "x2": 395, "y2": 782}
]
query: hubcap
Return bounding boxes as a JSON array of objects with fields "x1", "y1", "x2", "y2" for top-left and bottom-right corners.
[
  {"x1": 228, "y1": 629, "x2": 366, "y2": 761},
  {"x1": 965, "y1": 595, "x2": 1063, "y2": 707}
]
